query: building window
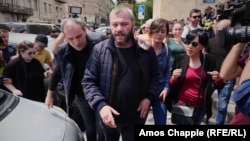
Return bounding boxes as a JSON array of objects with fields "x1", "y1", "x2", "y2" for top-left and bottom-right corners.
[
  {"x1": 44, "y1": 2, "x2": 47, "y2": 13},
  {"x1": 60, "y1": 8, "x2": 62, "y2": 18},
  {"x1": 56, "y1": 7, "x2": 59, "y2": 18},
  {"x1": 34, "y1": 0, "x2": 38, "y2": 11},
  {"x1": 49, "y1": 4, "x2": 52, "y2": 13},
  {"x1": 27, "y1": 0, "x2": 32, "y2": 8},
  {"x1": 203, "y1": 0, "x2": 215, "y2": 3}
]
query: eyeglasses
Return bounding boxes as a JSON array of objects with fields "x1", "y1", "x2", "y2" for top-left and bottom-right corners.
[
  {"x1": 184, "y1": 40, "x2": 199, "y2": 47},
  {"x1": 28, "y1": 51, "x2": 36, "y2": 56},
  {"x1": 192, "y1": 15, "x2": 201, "y2": 19}
]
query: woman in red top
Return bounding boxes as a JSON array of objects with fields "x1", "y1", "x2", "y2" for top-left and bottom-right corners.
[{"x1": 167, "y1": 29, "x2": 224, "y2": 125}]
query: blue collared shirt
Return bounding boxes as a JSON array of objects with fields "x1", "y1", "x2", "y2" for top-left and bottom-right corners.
[
  {"x1": 156, "y1": 43, "x2": 171, "y2": 91},
  {"x1": 232, "y1": 79, "x2": 250, "y2": 116}
]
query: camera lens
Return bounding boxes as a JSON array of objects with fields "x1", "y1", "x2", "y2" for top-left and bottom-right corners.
[{"x1": 227, "y1": 26, "x2": 250, "y2": 43}]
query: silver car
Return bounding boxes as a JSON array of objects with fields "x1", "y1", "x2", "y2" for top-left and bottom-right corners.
[
  {"x1": 94, "y1": 26, "x2": 110, "y2": 36},
  {"x1": 8, "y1": 32, "x2": 55, "y2": 58},
  {"x1": 0, "y1": 89, "x2": 84, "y2": 141}
]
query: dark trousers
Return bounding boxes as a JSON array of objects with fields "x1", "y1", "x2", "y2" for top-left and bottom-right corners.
[
  {"x1": 76, "y1": 95, "x2": 105, "y2": 141},
  {"x1": 101, "y1": 118, "x2": 146, "y2": 141}
]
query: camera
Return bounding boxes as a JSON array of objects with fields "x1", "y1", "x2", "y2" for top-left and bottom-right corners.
[
  {"x1": 218, "y1": 26, "x2": 250, "y2": 49},
  {"x1": 216, "y1": 0, "x2": 250, "y2": 48}
]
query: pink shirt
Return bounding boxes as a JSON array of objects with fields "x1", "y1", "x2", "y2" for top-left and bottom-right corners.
[{"x1": 170, "y1": 65, "x2": 206, "y2": 107}]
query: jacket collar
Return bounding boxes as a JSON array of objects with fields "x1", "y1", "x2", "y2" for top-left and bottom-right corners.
[{"x1": 103, "y1": 36, "x2": 141, "y2": 52}]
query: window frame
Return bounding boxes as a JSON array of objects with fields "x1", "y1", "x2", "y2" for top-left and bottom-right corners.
[{"x1": 203, "y1": 0, "x2": 215, "y2": 3}]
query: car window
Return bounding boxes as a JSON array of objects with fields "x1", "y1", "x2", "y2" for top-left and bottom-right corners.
[
  {"x1": 29, "y1": 24, "x2": 51, "y2": 35},
  {"x1": 0, "y1": 89, "x2": 19, "y2": 121},
  {"x1": 0, "y1": 91, "x2": 4, "y2": 99},
  {"x1": 0, "y1": 23, "x2": 26, "y2": 33},
  {"x1": 10, "y1": 24, "x2": 26, "y2": 33},
  {"x1": 0, "y1": 23, "x2": 61, "y2": 35},
  {"x1": 0, "y1": 24, "x2": 10, "y2": 31},
  {"x1": 95, "y1": 27, "x2": 109, "y2": 33}
]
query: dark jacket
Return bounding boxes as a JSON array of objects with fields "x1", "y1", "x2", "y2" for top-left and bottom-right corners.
[
  {"x1": 3, "y1": 56, "x2": 45, "y2": 102},
  {"x1": 49, "y1": 33, "x2": 104, "y2": 102},
  {"x1": 166, "y1": 53, "x2": 219, "y2": 122},
  {"x1": 2, "y1": 45, "x2": 16, "y2": 63},
  {"x1": 82, "y1": 37, "x2": 160, "y2": 113}
]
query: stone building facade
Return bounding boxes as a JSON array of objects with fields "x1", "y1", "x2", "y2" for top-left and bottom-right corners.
[
  {"x1": 1, "y1": 0, "x2": 228, "y2": 25},
  {"x1": 0, "y1": 0, "x2": 113, "y2": 25},
  {"x1": 0, "y1": 0, "x2": 66, "y2": 23}
]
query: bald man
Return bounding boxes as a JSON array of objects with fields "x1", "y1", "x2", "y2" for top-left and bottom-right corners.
[
  {"x1": 45, "y1": 18, "x2": 105, "y2": 141},
  {"x1": 206, "y1": 19, "x2": 236, "y2": 125}
]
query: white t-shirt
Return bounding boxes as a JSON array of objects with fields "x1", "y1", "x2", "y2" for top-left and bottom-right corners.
[{"x1": 181, "y1": 24, "x2": 202, "y2": 39}]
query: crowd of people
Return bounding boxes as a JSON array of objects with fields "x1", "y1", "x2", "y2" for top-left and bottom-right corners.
[{"x1": 0, "y1": 2, "x2": 250, "y2": 141}]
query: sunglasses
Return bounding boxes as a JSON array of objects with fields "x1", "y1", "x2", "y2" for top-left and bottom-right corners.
[
  {"x1": 192, "y1": 15, "x2": 201, "y2": 19},
  {"x1": 184, "y1": 41, "x2": 199, "y2": 47},
  {"x1": 28, "y1": 51, "x2": 36, "y2": 56}
]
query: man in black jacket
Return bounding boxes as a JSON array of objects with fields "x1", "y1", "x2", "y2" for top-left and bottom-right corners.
[{"x1": 45, "y1": 18, "x2": 104, "y2": 141}]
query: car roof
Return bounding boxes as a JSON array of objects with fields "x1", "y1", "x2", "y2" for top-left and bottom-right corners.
[
  {"x1": 1, "y1": 22, "x2": 61, "y2": 35},
  {"x1": 3, "y1": 22, "x2": 58, "y2": 25},
  {"x1": 95, "y1": 26, "x2": 109, "y2": 30},
  {"x1": 8, "y1": 32, "x2": 54, "y2": 58}
]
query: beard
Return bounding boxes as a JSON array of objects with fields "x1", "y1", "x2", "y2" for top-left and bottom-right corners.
[{"x1": 112, "y1": 28, "x2": 134, "y2": 46}]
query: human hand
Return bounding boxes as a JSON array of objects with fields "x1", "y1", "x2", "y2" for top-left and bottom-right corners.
[
  {"x1": 159, "y1": 89, "x2": 169, "y2": 103},
  {"x1": 13, "y1": 89, "x2": 22, "y2": 97},
  {"x1": 137, "y1": 34, "x2": 152, "y2": 50},
  {"x1": 44, "y1": 69, "x2": 53, "y2": 78},
  {"x1": 3, "y1": 77, "x2": 12, "y2": 84},
  {"x1": 100, "y1": 105, "x2": 120, "y2": 128},
  {"x1": 137, "y1": 98, "x2": 151, "y2": 118},
  {"x1": 172, "y1": 68, "x2": 182, "y2": 80},
  {"x1": 45, "y1": 90, "x2": 54, "y2": 109},
  {"x1": 207, "y1": 71, "x2": 221, "y2": 81}
]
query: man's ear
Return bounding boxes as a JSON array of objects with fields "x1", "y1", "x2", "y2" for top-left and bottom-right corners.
[
  {"x1": 132, "y1": 22, "x2": 136, "y2": 33},
  {"x1": 83, "y1": 26, "x2": 87, "y2": 32}
]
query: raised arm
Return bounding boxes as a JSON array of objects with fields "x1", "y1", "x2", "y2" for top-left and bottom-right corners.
[
  {"x1": 52, "y1": 32, "x2": 65, "y2": 55},
  {"x1": 238, "y1": 56, "x2": 250, "y2": 84},
  {"x1": 220, "y1": 43, "x2": 245, "y2": 80}
]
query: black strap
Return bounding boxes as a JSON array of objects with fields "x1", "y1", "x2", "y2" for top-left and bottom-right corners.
[
  {"x1": 109, "y1": 49, "x2": 118, "y2": 106},
  {"x1": 193, "y1": 54, "x2": 206, "y2": 124}
]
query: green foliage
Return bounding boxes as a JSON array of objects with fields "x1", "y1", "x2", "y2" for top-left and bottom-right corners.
[
  {"x1": 117, "y1": 0, "x2": 135, "y2": 4},
  {"x1": 133, "y1": 0, "x2": 153, "y2": 26}
]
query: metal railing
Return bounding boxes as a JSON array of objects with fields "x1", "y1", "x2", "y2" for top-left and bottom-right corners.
[
  {"x1": 55, "y1": 0, "x2": 67, "y2": 3},
  {"x1": 0, "y1": 2, "x2": 33, "y2": 16}
]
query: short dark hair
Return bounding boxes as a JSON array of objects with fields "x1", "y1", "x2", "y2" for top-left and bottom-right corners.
[
  {"x1": 149, "y1": 18, "x2": 169, "y2": 35},
  {"x1": 189, "y1": 8, "x2": 201, "y2": 17},
  {"x1": 186, "y1": 29, "x2": 208, "y2": 47}
]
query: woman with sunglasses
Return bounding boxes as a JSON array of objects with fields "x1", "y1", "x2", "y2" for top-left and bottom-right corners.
[
  {"x1": 2, "y1": 40, "x2": 51, "y2": 102},
  {"x1": 166, "y1": 29, "x2": 224, "y2": 125}
]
